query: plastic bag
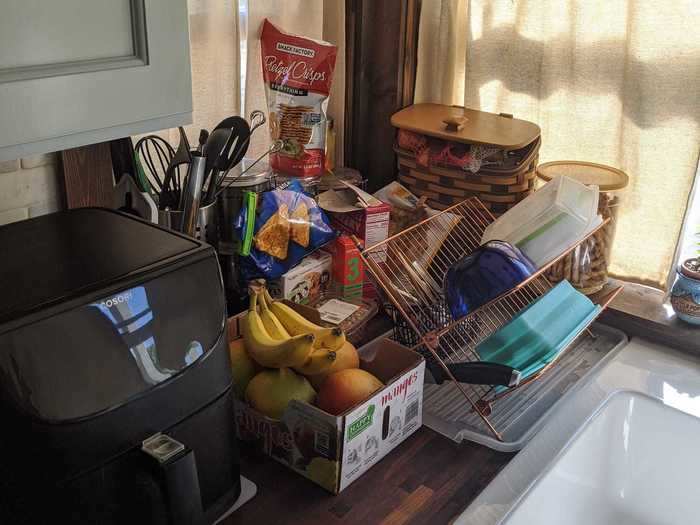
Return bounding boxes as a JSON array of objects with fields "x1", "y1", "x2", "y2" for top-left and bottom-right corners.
[
  {"x1": 235, "y1": 180, "x2": 336, "y2": 280},
  {"x1": 260, "y1": 19, "x2": 337, "y2": 177},
  {"x1": 374, "y1": 181, "x2": 436, "y2": 236}
]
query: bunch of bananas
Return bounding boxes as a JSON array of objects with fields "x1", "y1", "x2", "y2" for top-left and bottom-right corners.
[
  {"x1": 234, "y1": 288, "x2": 353, "y2": 420},
  {"x1": 241, "y1": 289, "x2": 345, "y2": 371}
]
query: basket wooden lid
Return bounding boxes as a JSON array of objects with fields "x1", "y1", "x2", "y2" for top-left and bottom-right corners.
[
  {"x1": 536, "y1": 161, "x2": 629, "y2": 191},
  {"x1": 391, "y1": 103, "x2": 541, "y2": 150}
]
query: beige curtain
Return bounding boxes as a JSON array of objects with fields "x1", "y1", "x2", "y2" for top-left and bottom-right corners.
[
  {"x1": 157, "y1": 1, "x2": 242, "y2": 146},
  {"x1": 187, "y1": 1, "x2": 241, "y2": 137},
  {"x1": 243, "y1": 0, "x2": 345, "y2": 164},
  {"x1": 416, "y1": 0, "x2": 700, "y2": 289},
  {"x1": 135, "y1": 0, "x2": 241, "y2": 149}
]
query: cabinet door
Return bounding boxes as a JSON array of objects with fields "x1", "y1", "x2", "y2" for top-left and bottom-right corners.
[{"x1": 0, "y1": 0, "x2": 192, "y2": 161}]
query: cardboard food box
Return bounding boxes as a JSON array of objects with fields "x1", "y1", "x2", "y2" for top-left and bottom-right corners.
[
  {"x1": 328, "y1": 206, "x2": 389, "y2": 301},
  {"x1": 317, "y1": 183, "x2": 391, "y2": 301},
  {"x1": 228, "y1": 306, "x2": 425, "y2": 494},
  {"x1": 328, "y1": 203, "x2": 391, "y2": 253},
  {"x1": 325, "y1": 235, "x2": 364, "y2": 299},
  {"x1": 268, "y1": 251, "x2": 333, "y2": 304}
]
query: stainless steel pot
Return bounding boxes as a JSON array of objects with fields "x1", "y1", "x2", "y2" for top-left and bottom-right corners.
[{"x1": 216, "y1": 160, "x2": 272, "y2": 255}]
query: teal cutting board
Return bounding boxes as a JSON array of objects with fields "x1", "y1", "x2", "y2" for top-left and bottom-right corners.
[{"x1": 476, "y1": 280, "x2": 601, "y2": 384}]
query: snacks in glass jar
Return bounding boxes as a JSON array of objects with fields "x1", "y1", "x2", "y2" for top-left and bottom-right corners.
[{"x1": 546, "y1": 193, "x2": 617, "y2": 294}]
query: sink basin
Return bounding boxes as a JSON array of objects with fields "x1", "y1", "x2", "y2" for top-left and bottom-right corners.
[
  {"x1": 503, "y1": 391, "x2": 700, "y2": 525},
  {"x1": 456, "y1": 338, "x2": 700, "y2": 525}
]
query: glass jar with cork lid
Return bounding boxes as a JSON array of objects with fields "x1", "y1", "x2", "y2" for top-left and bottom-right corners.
[{"x1": 536, "y1": 161, "x2": 629, "y2": 295}]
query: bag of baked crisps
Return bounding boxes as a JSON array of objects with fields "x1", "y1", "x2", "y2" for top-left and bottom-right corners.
[{"x1": 260, "y1": 19, "x2": 337, "y2": 177}]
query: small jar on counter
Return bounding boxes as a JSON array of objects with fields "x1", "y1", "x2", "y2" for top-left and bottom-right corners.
[{"x1": 537, "y1": 161, "x2": 629, "y2": 295}]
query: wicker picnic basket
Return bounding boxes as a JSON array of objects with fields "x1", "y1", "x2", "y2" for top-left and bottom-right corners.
[{"x1": 391, "y1": 104, "x2": 541, "y2": 216}]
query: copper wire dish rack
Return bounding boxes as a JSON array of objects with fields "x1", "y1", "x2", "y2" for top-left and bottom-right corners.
[{"x1": 358, "y1": 197, "x2": 623, "y2": 442}]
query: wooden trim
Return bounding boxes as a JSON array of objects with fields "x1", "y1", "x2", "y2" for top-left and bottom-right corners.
[
  {"x1": 343, "y1": 0, "x2": 422, "y2": 191},
  {"x1": 343, "y1": 0, "x2": 360, "y2": 167},
  {"x1": 600, "y1": 278, "x2": 700, "y2": 357},
  {"x1": 398, "y1": 0, "x2": 421, "y2": 108}
]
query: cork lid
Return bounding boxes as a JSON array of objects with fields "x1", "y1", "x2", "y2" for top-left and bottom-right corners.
[
  {"x1": 537, "y1": 161, "x2": 629, "y2": 191},
  {"x1": 391, "y1": 103, "x2": 541, "y2": 150}
]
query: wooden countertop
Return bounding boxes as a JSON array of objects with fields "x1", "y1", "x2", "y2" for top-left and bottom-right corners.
[
  {"x1": 224, "y1": 312, "x2": 513, "y2": 524},
  {"x1": 226, "y1": 429, "x2": 513, "y2": 525}
]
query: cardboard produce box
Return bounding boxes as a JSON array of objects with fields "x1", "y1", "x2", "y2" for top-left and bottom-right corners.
[{"x1": 228, "y1": 307, "x2": 425, "y2": 494}]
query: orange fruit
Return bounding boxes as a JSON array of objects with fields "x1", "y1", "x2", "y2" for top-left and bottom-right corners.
[
  {"x1": 308, "y1": 341, "x2": 360, "y2": 390},
  {"x1": 316, "y1": 369, "x2": 383, "y2": 415}
]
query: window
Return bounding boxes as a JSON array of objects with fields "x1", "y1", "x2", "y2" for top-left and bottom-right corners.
[
  {"x1": 415, "y1": 0, "x2": 700, "y2": 289},
  {"x1": 673, "y1": 163, "x2": 700, "y2": 285}
]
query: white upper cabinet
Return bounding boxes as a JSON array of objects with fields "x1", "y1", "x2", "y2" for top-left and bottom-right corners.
[{"x1": 0, "y1": 0, "x2": 192, "y2": 161}]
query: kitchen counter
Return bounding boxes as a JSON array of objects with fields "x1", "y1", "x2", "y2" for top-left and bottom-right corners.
[
  {"x1": 223, "y1": 275, "x2": 692, "y2": 523},
  {"x1": 222, "y1": 312, "x2": 513, "y2": 524},
  {"x1": 226, "y1": 429, "x2": 513, "y2": 524}
]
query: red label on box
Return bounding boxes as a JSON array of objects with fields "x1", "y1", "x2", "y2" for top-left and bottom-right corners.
[{"x1": 329, "y1": 203, "x2": 390, "y2": 246}]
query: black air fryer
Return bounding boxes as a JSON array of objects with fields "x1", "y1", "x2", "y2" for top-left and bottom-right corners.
[{"x1": 0, "y1": 208, "x2": 240, "y2": 524}]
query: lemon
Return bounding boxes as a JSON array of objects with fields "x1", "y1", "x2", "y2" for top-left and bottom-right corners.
[
  {"x1": 245, "y1": 368, "x2": 315, "y2": 419},
  {"x1": 229, "y1": 339, "x2": 257, "y2": 399},
  {"x1": 306, "y1": 457, "x2": 338, "y2": 491}
]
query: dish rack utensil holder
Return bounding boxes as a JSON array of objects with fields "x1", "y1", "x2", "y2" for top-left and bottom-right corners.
[{"x1": 359, "y1": 197, "x2": 623, "y2": 442}]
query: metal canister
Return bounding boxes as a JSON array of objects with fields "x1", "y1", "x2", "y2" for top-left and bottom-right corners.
[
  {"x1": 216, "y1": 160, "x2": 273, "y2": 314},
  {"x1": 157, "y1": 200, "x2": 218, "y2": 246},
  {"x1": 216, "y1": 160, "x2": 273, "y2": 255}
]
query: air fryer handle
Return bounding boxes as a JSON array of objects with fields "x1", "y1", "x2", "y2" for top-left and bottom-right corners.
[
  {"x1": 160, "y1": 448, "x2": 204, "y2": 525},
  {"x1": 431, "y1": 361, "x2": 521, "y2": 387},
  {"x1": 142, "y1": 438, "x2": 204, "y2": 525}
]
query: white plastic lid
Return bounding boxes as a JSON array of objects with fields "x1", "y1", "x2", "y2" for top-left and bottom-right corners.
[{"x1": 482, "y1": 176, "x2": 600, "y2": 267}]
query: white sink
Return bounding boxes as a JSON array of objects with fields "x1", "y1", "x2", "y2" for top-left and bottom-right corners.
[
  {"x1": 503, "y1": 392, "x2": 700, "y2": 525},
  {"x1": 457, "y1": 338, "x2": 700, "y2": 525}
]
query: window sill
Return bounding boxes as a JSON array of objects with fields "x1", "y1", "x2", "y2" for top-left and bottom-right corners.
[{"x1": 600, "y1": 278, "x2": 700, "y2": 355}]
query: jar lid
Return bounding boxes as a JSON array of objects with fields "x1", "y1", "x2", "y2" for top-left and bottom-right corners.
[{"x1": 536, "y1": 161, "x2": 629, "y2": 191}]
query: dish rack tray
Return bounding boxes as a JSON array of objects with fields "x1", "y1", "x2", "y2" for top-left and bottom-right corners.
[{"x1": 359, "y1": 196, "x2": 623, "y2": 441}]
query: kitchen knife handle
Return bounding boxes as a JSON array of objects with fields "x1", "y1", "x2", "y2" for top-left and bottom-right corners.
[{"x1": 430, "y1": 361, "x2": 521, "y2": 387}]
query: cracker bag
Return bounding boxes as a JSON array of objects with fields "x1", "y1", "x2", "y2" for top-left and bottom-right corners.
[
  {"x1": 260, "y1": 19, "x2": 337, "y2": 177},
  {"x1": 234, "y1": 180, "x2": 336, "y2": 280}
]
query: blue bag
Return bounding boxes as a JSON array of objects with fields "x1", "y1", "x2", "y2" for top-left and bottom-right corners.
[{"x1": 234, "y1": 180, "x2": 336, "y2": 280}]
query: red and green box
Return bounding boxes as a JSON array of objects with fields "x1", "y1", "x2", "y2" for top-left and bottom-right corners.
[{"x1": 327, "y1": 235, "x2": 364, "y2": 299}]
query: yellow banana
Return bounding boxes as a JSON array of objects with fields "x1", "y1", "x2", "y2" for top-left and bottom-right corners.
[
  {"x1": 314, "y1": 327, "x2": 346, "y2": 351},
  {"x1": 293, "y1": 347, "x2": 337, "y2": 375},
  {"x1": 266, "y1": 290, "x2": 346, "y2": 350},
  {"x1": 258, "y1": 291, "x2": 290, "y2": 341},
  {"x1": 241, "y1": 293, "x2": 315, "y2": 368},
  {"x1": 266, "y1": 290, "x2": 321, "y2": 334}
]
